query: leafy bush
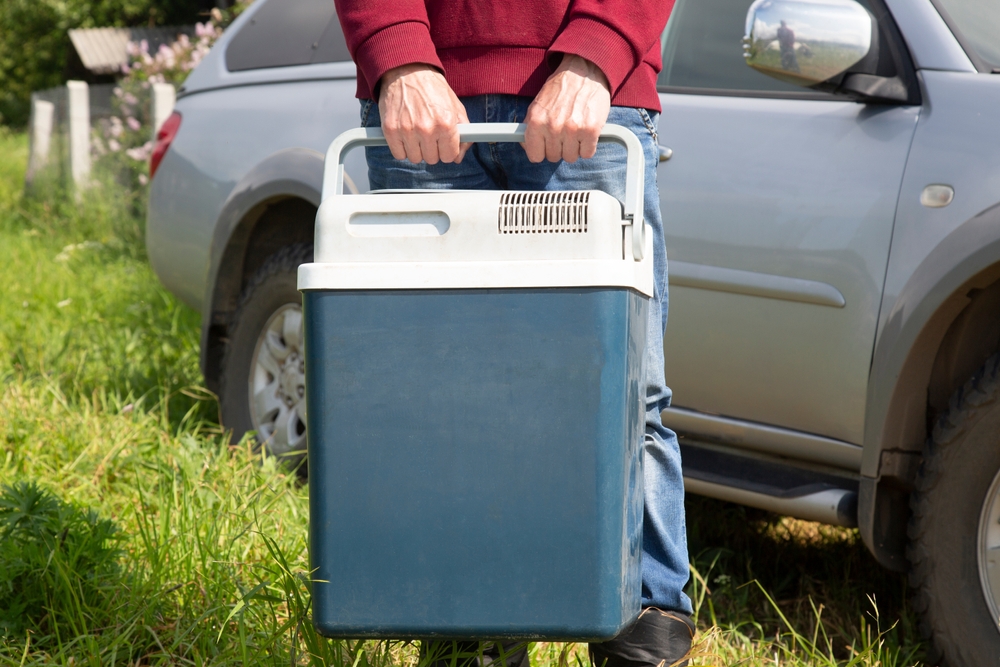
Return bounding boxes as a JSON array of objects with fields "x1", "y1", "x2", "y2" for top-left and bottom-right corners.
[
  {"x1": 91, "y1": 4, "x2": 249, "y2": 190},
  {"x1": 0, "y1": 481, "x2": 123, "y2": 638},
  {"x1": 92, "y1": 17, "x2": 227, "y2": 189},
  {"x1": 0, "y1": 0, "x2": 212, "y2": 127}
]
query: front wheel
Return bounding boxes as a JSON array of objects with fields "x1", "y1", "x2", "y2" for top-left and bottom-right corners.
[
  {"x1": 220, "y1": 244, "x2": 312, "y2": 465},
  {"x1": 908, "y1": 354, "x2": 1000, "y2": 666}
]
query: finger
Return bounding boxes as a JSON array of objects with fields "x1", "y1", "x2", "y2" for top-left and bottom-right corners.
[
  {"x1": 402, "y1": 135, "x2": 423, "y2": 164},
  {"x1": 435, "y1": 126, "x2": 460, "y2": 164},
  {"x1": 452, "y1": 104, "x2": 471, "y2": 163},
  {"x1": 579, "y1": 131, "x2": 599, "y2": 160},
  {"x1": 524, "y1": 132, "x2": 546, "y2": 163},
  {"x1": 561, "y1": 138, "x2": 581, "y2": 164},
  {"x1": 544, "y1": 134, "x2": 563, "y2": 163},
  {"x1": 523, "y1": 108, "x2": 547, "y2": 163},
  {"x1": 386, "y1": 133, "x2": 408, "y2": 161},
  {"x1": 421, "y1": 93, "x2": 466, "y2": 164},
  {"x1": 421, "y1": 134, "x2": 442, "y2": 165},
  {"x1": 382, "y1": 116, "x2": 409, "y2": 161},
  {"x1": 455, "y1": 108, "x2": 472, "y2": 164}
]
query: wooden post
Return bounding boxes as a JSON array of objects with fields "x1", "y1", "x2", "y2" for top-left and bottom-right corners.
[
  {"x1": 151, "y1": 82, "x2": 176, "y2": 137},
  {"x1": 67, "y1": 81, "x2": 91, "y2": 189},
  {"x1": 25, "y1": 96, "x2": 55, "y2": 186}
]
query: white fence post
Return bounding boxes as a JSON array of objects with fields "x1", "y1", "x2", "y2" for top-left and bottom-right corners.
[
  {"x1": 25, "y1": 97, "x2": 55, "y2": 186},
  {"x1": 67, "y1": 80, "x2": 91, "y2": 189},
  {"x1": 151, "y1": 82, "x2": 176, "y2": 137}
]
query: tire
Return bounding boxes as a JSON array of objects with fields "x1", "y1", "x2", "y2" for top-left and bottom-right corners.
[
  {"x1": 908, "y1": 353, "x2": 1000, "y2": 666},
  {"x1": 220, "y1": 243, "x2": 313, "y2": 468}
]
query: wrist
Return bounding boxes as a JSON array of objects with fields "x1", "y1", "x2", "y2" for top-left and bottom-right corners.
[
  {"x1": 556, "y1": 54, "x2": 610, "y2": 92},
  {"x1": 381, "y1": 63, "x2": 439, "y2": 87}
]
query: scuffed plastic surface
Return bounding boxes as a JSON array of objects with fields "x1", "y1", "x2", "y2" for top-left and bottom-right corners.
[{"x1": 304, "y1": 287, "x2": 647, "y2": 640}]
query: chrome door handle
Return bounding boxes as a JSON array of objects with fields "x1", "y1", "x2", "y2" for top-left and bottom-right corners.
[{"x1": 658, "y1": 145, "x2": 673, "y2": 162}]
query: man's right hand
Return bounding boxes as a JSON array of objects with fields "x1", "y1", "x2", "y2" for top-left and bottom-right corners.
[{"x1": 378, "y1": 64, "x2": 471, "y2": 165}]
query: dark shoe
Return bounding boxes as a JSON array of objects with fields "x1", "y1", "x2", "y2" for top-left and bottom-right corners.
[
  {"x1": 420, "y1": 641, "x2": 530, "y2": 667},
  {"x1": 589, "y1": 608, "x2": 695, "y2": 667}
]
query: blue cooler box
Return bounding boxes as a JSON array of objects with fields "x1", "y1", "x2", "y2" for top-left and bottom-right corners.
[{"x1": 299, "y1": 124, "x2": 655, "y2": 640}]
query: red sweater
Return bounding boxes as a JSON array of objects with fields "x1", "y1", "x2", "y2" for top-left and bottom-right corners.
[{"x1": 333, "y1": 0, "x2": 674, "y2": 112}]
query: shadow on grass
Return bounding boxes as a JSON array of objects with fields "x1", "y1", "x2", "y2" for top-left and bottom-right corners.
[{"x1": 684, "y1": 495, "x2": 924, "y2": 662}]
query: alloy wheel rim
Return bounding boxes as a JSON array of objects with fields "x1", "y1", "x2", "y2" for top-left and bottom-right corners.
[
  {"x1": 248, "y1": 303, "x2": 307, "y2": 456},
  {"x1": 979, "y1": 465, "x2": 1000, "y2": 631}
]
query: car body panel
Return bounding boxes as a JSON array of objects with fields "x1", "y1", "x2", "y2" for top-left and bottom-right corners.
[
  {"x1": 864, "y1": 70, "x2": 1000, "y2": 477},
  {"x1": 179, "y1": 0, "x2": 357, "y2": 97},
  {"x1": 657, "y1": 92, "x2": 919, "y2": 446},
  {"x1": 201, "y1": 146, "x2": 325, "y2": 319},
  {"x1": 147, "y1": 79, "x2": 367, "y2": 311},
  {"x1": 878, "y1": 72, "x2": 1000, "y2": 337}
]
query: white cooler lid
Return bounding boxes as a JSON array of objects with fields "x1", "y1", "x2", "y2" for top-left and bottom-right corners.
[{"x1": 298, "y1": 189, "x2": 654, "y2": 297}]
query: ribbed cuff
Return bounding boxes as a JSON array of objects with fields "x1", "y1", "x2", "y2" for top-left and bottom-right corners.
[
  {"x1": 355, "y1": 21, "x2": 445, "y2": 98},
  {"x1": 548, "y1": 16, "x2": 637, "y2": 95}
]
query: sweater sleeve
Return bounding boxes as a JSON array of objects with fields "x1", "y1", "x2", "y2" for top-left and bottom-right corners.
[
  {"x1": 333, "y1": 0, "x2": 444, "y2": 95},
  {"x1": 548, "y1": 0, "x2": 676, "y2": 94}
]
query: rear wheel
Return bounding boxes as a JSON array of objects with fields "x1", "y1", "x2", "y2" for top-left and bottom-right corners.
[
  {"x1": 908, "y1": 354, "x2": 1000, "y2": 666},
  {"x1": 220, "y1": 244, "x2": 312, "y2": 467}
]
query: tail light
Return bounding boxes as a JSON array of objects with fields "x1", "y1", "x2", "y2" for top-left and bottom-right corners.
[{"x1": 150, "y1": 111, "x2": 182, "y2": 179}]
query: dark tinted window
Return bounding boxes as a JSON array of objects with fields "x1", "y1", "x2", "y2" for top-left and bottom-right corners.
[
  {"x1": 226, "y1": 0, "x2": 351, "y2": 72},
  {"x1": 658, "y1": 0, "x2": 814, "y2": 93}
]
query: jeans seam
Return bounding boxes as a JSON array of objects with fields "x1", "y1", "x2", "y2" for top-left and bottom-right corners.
[
  {"x1": 636, "y1": 108, "x2": 658, "y2": 141},
  {"x1": 360, "y1": 99, "x2": 374, "y2": 127}
]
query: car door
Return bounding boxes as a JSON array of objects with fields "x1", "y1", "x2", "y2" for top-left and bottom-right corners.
[{"x1": 657, "y1": 0, "x2": 920, "y2": 447}]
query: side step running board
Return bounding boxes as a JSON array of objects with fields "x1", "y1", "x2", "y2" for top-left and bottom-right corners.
[
  {"x1": 680, "y1": 442, "x2": 859, "y2": 527},
  {"x1": 684, "y1": 478, "x2": 858, "y2": 527}
]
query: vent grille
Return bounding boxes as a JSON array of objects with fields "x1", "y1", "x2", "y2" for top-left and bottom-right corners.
[{"x1": 498, "y1": 191, "x2": 589, "y2": 234}]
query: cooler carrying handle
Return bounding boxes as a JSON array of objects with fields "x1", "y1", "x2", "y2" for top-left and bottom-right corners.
[{"x1": 321, "y1": 123, "x2": 647, "y2": 261}]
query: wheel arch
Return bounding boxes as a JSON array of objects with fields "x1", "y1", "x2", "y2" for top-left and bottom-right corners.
[
  {"x1": 860, "y1": 201, "x2": 1000, "y2": 570},
  {"x1": 200, "y1": 148, "x2": 323, "y2": 393}
]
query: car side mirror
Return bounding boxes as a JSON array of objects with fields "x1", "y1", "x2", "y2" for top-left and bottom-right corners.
[{"x1": 742, "y1": 0, "x2": 875, "y2": 89}]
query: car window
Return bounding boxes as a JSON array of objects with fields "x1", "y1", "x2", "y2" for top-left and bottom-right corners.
[
  {"x1": 933, "y1": 0, "x2": 1000, "y2": 70},
  {"x1": 226, "y1": 0, "x2": 351, "y2": 72},
  {"x1": 658, "y1": 0, "x2": 837, "y2": 93},
  {"x1": 659, "y1": 0, "x2": 806, "y2": 93}
]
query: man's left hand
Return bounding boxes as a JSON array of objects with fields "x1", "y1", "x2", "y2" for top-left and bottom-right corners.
[{"x1": 523, "y1": 54, "x2": 611, "y2": 163}]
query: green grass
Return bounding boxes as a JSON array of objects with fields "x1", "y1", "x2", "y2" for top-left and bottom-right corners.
[{"x1": 0, "y1": 128, "x2": 926, "y2": 665}]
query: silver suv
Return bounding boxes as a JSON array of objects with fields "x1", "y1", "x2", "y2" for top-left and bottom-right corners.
[{"x1": 147, "y1": 0, "x2": 1000, "y2": 662}]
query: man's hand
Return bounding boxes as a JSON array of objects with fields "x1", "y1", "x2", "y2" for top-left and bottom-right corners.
[
  {"x1": 379, "y1": 64, "x2": 471, "y2": 164},
  {"x1": 523, "y1": 54, "x2": 611, "y2": 163}
]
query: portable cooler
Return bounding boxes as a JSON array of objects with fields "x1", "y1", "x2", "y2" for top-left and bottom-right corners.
[{"x1": 299, "y1": 123, "x2": 654, "y2": 640}]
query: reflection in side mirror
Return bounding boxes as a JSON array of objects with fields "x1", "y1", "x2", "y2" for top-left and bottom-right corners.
[{"x1": 742, "y1": 0, "x2": 873, "y2": 88}]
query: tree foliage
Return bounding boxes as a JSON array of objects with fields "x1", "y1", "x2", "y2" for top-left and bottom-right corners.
[{"x1": 0, "y1": 0, "x2": 213, "y2": 127}]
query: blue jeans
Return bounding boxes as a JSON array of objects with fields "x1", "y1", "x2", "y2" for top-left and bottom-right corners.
[{"x1": 360, "y1": 95, "x2": 692, "y2": 615}]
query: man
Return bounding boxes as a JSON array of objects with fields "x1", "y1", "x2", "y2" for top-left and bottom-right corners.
[
  {"x1": 333, "y1": 2, "x2": 694, "y2": 666},
  {"x1": 777, "y1": 20, "x2": 800, "y2": 73}
]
